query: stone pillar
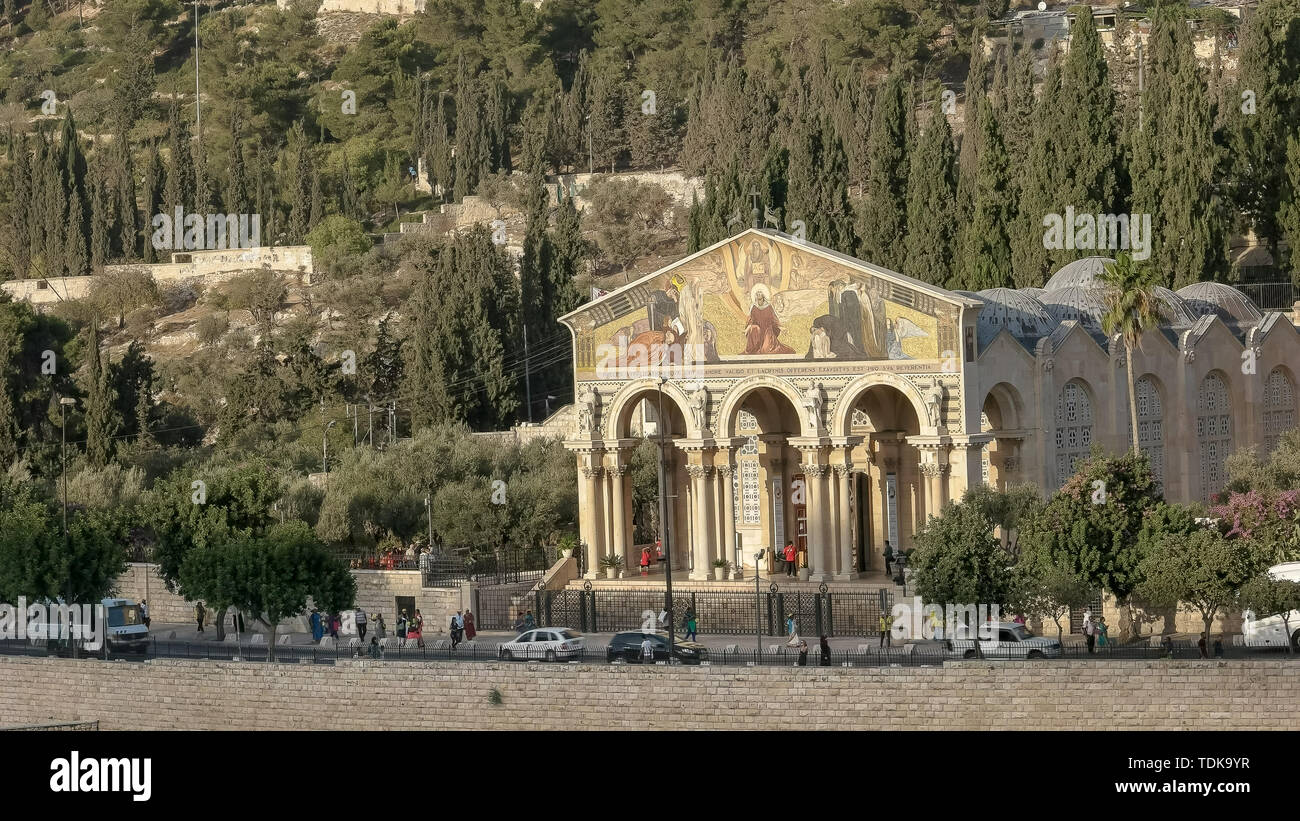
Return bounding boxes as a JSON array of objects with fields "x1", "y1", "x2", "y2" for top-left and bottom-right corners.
[
  {"x1": 717, "y1": 464, "x2": 737, "y2": 571},
  {"x1": 609, "y1": 465, "x2": 629, "y2": 569},
  {"x1": 581, "y1": 463, "x2": 603, "y2": 578},
  {"x1": 834, "y1": 463, "x2": 855, "y2": 580},
  {"x1": 685, "y1": 463, "x2": 714, "y2": 581},
  {"x1": 791, "y1": 439, "x2": 832, "y2": 582}
]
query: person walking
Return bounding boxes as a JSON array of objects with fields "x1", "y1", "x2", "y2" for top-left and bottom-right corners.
[
  {"x1": 523, "y1": 610, "x2": 536, "y2": 630},
  {"x1": 329, "y1": 613, "x2": 340, "y2": 640},
  {"x1": 685, "y1": 613, "x2": 698, "y2": 641},
  {"x1": 356, "y1": 608, "x2": 368, "y2": 642},
  {"x1": 640, "y1": 546, "x2": 652, "y2": 576},
  {"x1": 1082, "y1": 609, "x2": 1096, "y2": 654},
  {"x1": 375, "y1": 613, "x2": 387, "y2": 640},
  {"x1": 463, "y1": 610, "x2": 477, "y2": 642},
  {"x1": 195, "y1": 602, "x2": 206, "y2": 633},
  {"x1": 396, "y1": 609, "x2": 408, "y2": 641},
  {"x1": 309, "y1": 609, "x2": 323, "y2": 643},
  {"x1": 883, "y1": 540, "x2": 893, "y2": 576},
  {"x1": 819, "y1": 635, "x2": 832, "y2": 666},
  {"x1": 879, "y1": 611, "x2": 893, "y2": 648},
  {"x1": 796, "y1": 639, "x2": 808, "y2": 666},
  {"x1": 785, "y1": 613, "x2": 797, "y2": 638},
  {"x1": 783, "y1": 541, "x2": 797, "y2": 577},
  {"x1": 1096, "y1": 616, "x2": 1109, "y2": 649},
  {"x1": 1198, "y1": 632, "x2": 1209, "y2": 658},
  {"x1": 410, "y1": 609, "x2": 425, "y2": 648},
  {"x1": 640, "y1": 635, "x2": 654, "y2": 662},
  {"x1": 140, "y1": 600, "x2": 150, "y2": 629},
  {"x1": 449, "y1": 614, "x2": 462, "y2": 649}
]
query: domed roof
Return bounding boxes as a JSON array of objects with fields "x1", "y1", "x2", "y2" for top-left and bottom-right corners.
[
  {"x1": 1150, "y1": 286, "x2": 1197, "y2": 326},
  {"x1": 1044, "y1": 256, "x2": 1115, "y2": 291},
  {"x1": 1041, "y1": 286, "x2": 1107, "y2": 332},
  {"x1": 1020, "y1": 287, "x2": 1048, "y2": 299},
  {"x1": 974, "y1": 288, "x2": 1055, "y2": 347},
  {"x1": 1176, "y1": 281, "x2": 1262, "y2": 323}
]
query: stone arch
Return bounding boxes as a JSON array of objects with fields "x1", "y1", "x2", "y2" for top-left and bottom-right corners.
[
  {"x1": 1133, "y1": 372, "x2": 1168, "y2": 489},
  {"x1": 981, "y1": 381, "x2": 1026, "y2": 431},
  {"x1": 831, "y1": 372, "x2": 931, "y2": 436},
  {"x1": 1053, "y1": 377, "x2": 1097, "y2": 487},
  {"x1": 602, "y1": 378, "x2": 694, "y2": 440},
  {"x1": 1195, "y1": 369, "x2": 1234, "y2": 501},
  {"x1": 1263, "y1": 365, "x2": 1297, "y2": 453},
  {"x1": 717, "y1": 375, "x2": 810, "y2": 437}
]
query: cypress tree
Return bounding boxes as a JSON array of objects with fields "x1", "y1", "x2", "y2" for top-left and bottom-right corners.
[
  {"x1": 453, "y1": 63, "x2": 484, "y2": 200},
  {"x1": 1010, "y1": 56, "x2": 1063, "y2": 288},
  {"x1": 142, "y1": 145, "x2": 163, "y2": 263},
  {"x1": 425, "y1": 92, "x2": 453, "y2": 200},
  {"x1": 957, "y1": 24, "x2": 990, "y2": 226},
  {"x1": 224, "y1": 110, "x2": 249, "y2": 216},
  {"x1": 341, "y1": 148, "x2": 360, "y2": 221},
  {"x1": 1130, "y1": 4, "x2": 1229, "y2": 288},
  {"x1": 548, "y1": 196, "x2": 585, "y2": 319},
  {"x1": 1055, "y1": 7, "x2": 1119, "y2": 234},
  {"x1": 955, "y1": 100, "x2": 1013, "y2": 291},
  {"x1": 0, "y1": 375, "x2": 15, "y2": 467},
  {"x1": 9, "y1": 130, "x2": 31, "y2": 278},
  {"x1": 1279, "y1": 134, "x2": 1300, "y2": 270},
  {"x1": 89, "y1": 157, "x2": 110, "y2": 272},
  {"x1": 785, "y1": 114, "x2": 856, "y2": 254},
  {"x1": 587, "y1": 73, "x2": 626, "y2": 175},
  {"x1": 164, "y1": 101, "x2": 194, "y2": 220},
  {"x1": 115, "y1": 133, "x2": 137, "y2": 260},
  {"x1": 66, "y1": 188, "x2": 90, "y2": 277},
  {"x1": 42, "y1": 136, "x2": 68, "y2": 276},
  {"x1": 83, "y1": 323, "x2": 119, "y2": 468},
  {"x1": 856, "y1": 67, "x2": 909, "y2": 268},
  {"x1": 308, "y1": 168, "x2": 323, "y2": 231},
  {"x1": 903, "y1": 103, "x2": 958, "y2": 288}
]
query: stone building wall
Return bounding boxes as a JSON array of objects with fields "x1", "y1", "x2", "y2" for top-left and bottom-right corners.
[{"x1": 1, "y1": 656, "x2": 1295, "y2": 731}]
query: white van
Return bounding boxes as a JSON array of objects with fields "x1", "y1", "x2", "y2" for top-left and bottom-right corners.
[
  {"x1": 1242, "y1": 562, "x2": 1300, "y2": 649},
  {"x1": 37, "y1": 597, "x2": 150, "y2": 655}
]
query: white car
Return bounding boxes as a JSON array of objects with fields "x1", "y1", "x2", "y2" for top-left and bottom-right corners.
[
  {"x1": 497, "y1": 628, "x2": 585, "y2": 661},
  {"x1": 949, "y1": 622, "x2": 1064, "y2": 659},
  {"x1": 1242, "y1": 562, "x2": 1300, "y2": 649}
]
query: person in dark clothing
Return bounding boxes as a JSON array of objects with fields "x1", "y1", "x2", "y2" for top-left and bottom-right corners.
[
  {"x1": 449, "y1": 615, "x2": 463, "y2": 648},
  {"x1": 1213, "y1": 638, "x2": 1224, "y2": 658},
  {"x1": 1198, "y1": 632, "x2": 1209, "y2": 658},
  {"x1": 796, "y1": 639, "x2": 808, "y2": 666},
  {"x1": 195, "y1": 602, "x2": 206, "y2": 633},
  {"x1": 883, "y1": 541, "x2": 893, "y2": 576},
  {"x1": 396, "y1": 610, "x2": 408, "y2": 640},
  {"x1": 819, "y1": 635, "x2": 832, "y2": 666}
]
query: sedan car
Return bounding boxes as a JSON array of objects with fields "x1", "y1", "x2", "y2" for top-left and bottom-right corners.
[
  {"x1": 498, "y1": 628, "x2": 585, "y2": 661},
  {"x1": 605, "y1": 631, "x2": 708, "y2": 664},
  {"x1": 948, "y1": 622, "x2": 1063, "y2": 659}
]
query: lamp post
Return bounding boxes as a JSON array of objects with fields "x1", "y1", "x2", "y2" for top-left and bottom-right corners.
[
  {"x1": 754, "y1": 549, "x2": 765, "y2": 660},
  {"x1": 424, "y1": 494, "x2": 434, "y2": 554},
  {"x1": 59, "y1": 396, "x2": 75, "y2": 539},
  {"x1": 655, "y1": 377, "x2": 676, "y2": 661},
  {"x1": 322, "y1": 420, "x2": 337, "y2": 473}
]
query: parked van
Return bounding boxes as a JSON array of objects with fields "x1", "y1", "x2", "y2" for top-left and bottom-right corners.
[
  {"x1": 1242, "y1": 562, "x2": 1300, "y2": 649},
  {"x1": 37, "y1": 597, "x2": 150, "y2": 655}
]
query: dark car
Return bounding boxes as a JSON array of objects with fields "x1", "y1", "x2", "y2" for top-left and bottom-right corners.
[{"x1": 606, "y1": 631, "x2": 708, "y2": 664}]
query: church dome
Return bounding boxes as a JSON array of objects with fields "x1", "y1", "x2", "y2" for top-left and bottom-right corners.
[
  {"x1": 1044, "y1": 256, "x2": 1115, "y2": 291},
  {"x1": 974, "y1": 288, "x2": 1056, "y2": 347},
  {"x1": 1020, "y1": 287, "x2": 1048, "y2": 299},
  {"x1": 1151, "y1": 286, "x2": 1197, "y2": 326},
  {"x1": 1176, "y1": 281, "x2": 1262, "y2": 323},
  {"x1": 1041, "y1": 286, "x2": 1107, "y2": 332}
]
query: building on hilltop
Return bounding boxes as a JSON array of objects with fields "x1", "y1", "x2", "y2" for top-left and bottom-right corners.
[{"x1": 558, "y1": 229, "x2": 1300, "y2": 581}]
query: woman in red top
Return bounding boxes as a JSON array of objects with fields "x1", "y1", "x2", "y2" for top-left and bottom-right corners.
[
  {"x1": 783, "y1": 541, "x2": 797, "y2": 577},
  {"x1": 640, "y1": 547, "x2": 652, "y2": 576}
]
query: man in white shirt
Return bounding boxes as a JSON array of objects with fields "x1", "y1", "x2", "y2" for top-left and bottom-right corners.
[
  {"x1": 641, "y1": 637, "x2": 654, "y2": 662},
  {"x1": 355, "y1": 609, "x2": 368, "y2": 642}
]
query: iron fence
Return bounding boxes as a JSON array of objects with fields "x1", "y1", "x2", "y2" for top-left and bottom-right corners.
[
  {"x1": 532, "y1": 584, "x2": 892, "y2": 637},
  {"x1": 2, "y1": 636, "x2": 1293, "y2": 668},
  {"x1": 1233, "y1": 281, "x2": 1295, "y2": 311},
  {"x1": 422, "y1": 545, "x2": 553, "y2": 588}
]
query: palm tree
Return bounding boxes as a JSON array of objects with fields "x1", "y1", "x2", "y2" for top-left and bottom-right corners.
[{"x1": 1099, "y1": 254, "x2": 1164, "y2": 456}]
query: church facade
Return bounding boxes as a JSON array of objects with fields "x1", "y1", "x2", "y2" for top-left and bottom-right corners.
[{"x1": 559, "y1": 229, "x2": 1300, "y2": 581}]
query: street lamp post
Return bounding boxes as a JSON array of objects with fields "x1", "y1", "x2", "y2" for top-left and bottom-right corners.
[
  {"x1": 322, "y1": 420, "x2": 337, "y2": 473},
  {"x1": 754, "y1": 549, "x2": 765, "y2": 660},
  {"x1": 655, "y1": 378, "x2": 676, "y2": 661}
]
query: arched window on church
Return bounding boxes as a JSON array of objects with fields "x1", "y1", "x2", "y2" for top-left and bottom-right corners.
[
  {"x1": 1054, "y1": 379, "x2": 1093, "y2": 487},
  {"x1": 1197, "y1": 371, "x2": 1232, "y2": 501},
  {"x1": 1263, "y1": 368, "x2": 1296, "y2": 454},
  {"x1": 733, "y1": 410, "x2": 761, "y2": 525},
  {"x1": 1134, "y1": 376, "x2": 1165, "y2": 491}
]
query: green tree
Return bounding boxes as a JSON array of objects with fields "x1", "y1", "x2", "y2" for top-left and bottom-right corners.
[
  {"x1": 855, "y1": 67, "x2": 908, "y2": 269},
  {"x1": 962, "y1": 483, "x2": 1042, "y2": 558},
  {"x1": 903, "y1": 102, "x2": 958, "y2": 287},
  {"x1": 1099, "y1": 254, "x2": 1164, "y2": 456},
  {"x1": 89, "y1": 267, "x2": 158, "y2": 330},
  {"x1": 1010, "y1": 559, "x2": 1093, "y2": 642},
  {"x1": 81, "y1": 324, "x2": 118, "y2": 468},
  {"x1": 1136, "y1": 525, "x2": 1260, "y2": 641},
  {"x1": 586, "y1": 177, "x2": 671, "y2": 272},
  {"x1": 180, "y1": 521, "x2": 355, "y2": 660},
  {"x1": 954, "y1": 99, "x2": 1012, "y2": 290},
  {"x1": 786, "y1": 114, "x2": 856, "y2": 254}
]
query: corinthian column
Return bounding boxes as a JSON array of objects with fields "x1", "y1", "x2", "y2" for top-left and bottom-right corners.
[{"x1": 685, "y1": 464, "x2": 714, "y2": 581}]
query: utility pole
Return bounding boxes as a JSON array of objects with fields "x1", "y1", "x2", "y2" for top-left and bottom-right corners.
[
  {"x1": 656, "y1": 378, "x2": 676, "y2": 662},
  {"x1": 365, "y1": 395, "x2": 374, "y2": 447},
  {"x1": 523, "y1": 325, "x2": 533, "y2": 423},
  {"x1": 322, "y1": 420, "x2": 336, "y2": 473},
  {"x1": 389, "y1": 401, "x2": 396, "y2": 445},
  {"x1": 586, "y1": 114, "x2": 593, "y2": 175},
  {"x1": 60, "y1": 396, "x2": 75, "y2": 539},
  {"x1": 349, "y1": 404, "x2": 358, "y2": 446},
  {"x1": 194, "y1": 1, "x2": 201, "y2": 135}
]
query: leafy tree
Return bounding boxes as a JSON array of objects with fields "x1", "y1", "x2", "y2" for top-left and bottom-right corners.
[
  {"x1": 954, "y1": 99, "x2": 1012, "y2": 290},
  {"x1": 1239, "y1": 573, "x2": 1300, "y2": 653},
  {"x1": 179, "y1": 521, "x2": 355, "y2": 660},
  {"x1": 962, "y1": 483, "x2": 1042, "y2": 558},
  {"x1": 89, "y1": 267, "x2": 159, "y2": 330},
  {"x1": 305, "y1": 216, "x2": 372, "y2": 278},
  {"x1": 1010, "y1": 559, "x2": 1093, "y2": 642},
  {"x1": 1021, "y1": 452, "x2": 1162, "y2": 637},
  {"x1": 81, "y1": 324, "x2": 118, "y2": 468},
  {"x1": 855, "y1": 67, "x2": 908, "y2": 269},
  {"x1": 1136, "y1": 525, "x2": 1260, "y2": 641},
  {"x1": 1099, "y1": 254, "x2": 1164, "y2": 456},
  {"x1": 586, "y1": 177, "x2": 671, "y2": 272},
  {"x1": 225, "y1": 270, "x2": 287, "y2": 341},
  {"x1": 785, "y1": 113, "x2": 856, "y2": 254}
]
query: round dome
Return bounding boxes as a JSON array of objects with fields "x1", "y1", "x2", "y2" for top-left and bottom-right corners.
[
  {"x1": 1176, "y1": 281, "x2": 1262, "y2": 323},
  {"x1": 1044, "y1": 256, "x2": 1115, "y2": 291},
  {"x1": 974, "y1": 288, "x2": 1056, "y2": 346},
  {"x1": 1020, "y1": 287, "x2": 1048, "y2": 299},
  {"x1": 1151, "y1": 286, "x2": 1197, "y2": 326},
  {"x1": 1041, "y1": 286, "x2": 1107, "y2": 332}
]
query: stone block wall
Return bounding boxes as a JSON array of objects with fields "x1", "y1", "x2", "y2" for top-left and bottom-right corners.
[{"x1": 1, "y1": 656, "x2": 1295, "y2": 731}]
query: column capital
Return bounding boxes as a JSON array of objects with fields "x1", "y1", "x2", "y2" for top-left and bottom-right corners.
[
  {"x1": 833, "y1": 463, "x2": 854, "y2": 477},
  {"x1": 581, "y1": 465, "x2": 604, "y2": 480},
  {"x1": 802, "y1": 463, "x2": 831, "y2": 479},
  {"x1": 606, "y1": 464, "x2": 629, "y2": 478},
  {"x1": 715, "y1": 464, "x2": 735, "y2": 478},
  {"x1": 918, "y1": 462, "x2": 942, "y2": 478},
  {"x1": 685, "y1": 464, "x2": 714, "y2": 479}
]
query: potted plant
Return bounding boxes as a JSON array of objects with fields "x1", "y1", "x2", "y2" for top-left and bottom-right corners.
[
  {"x1": 600, "y1": 553, "x2": 621, "y2": 579},
  {"x1": 712, "y1": 558, "x2": 731, "y2": 581},
  {"x1": 557, "y1": 533, "x2": 577, "y2": 560}
]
